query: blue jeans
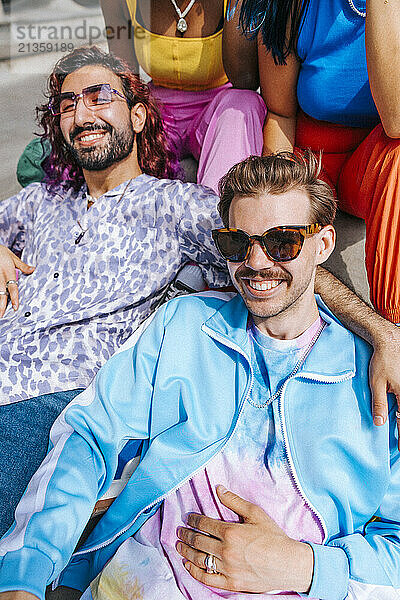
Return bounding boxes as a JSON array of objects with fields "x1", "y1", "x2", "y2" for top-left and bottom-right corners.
[{"x1": 0, "y1": 389, "x2": 83, "y2": 537}]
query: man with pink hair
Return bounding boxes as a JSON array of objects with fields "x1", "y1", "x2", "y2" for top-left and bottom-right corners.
[{"x1": 0, "y1": 46, "x2": 230, "y2": 537}]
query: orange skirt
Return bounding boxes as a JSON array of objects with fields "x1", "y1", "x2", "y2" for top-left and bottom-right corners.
[{"x1": 295, "y1": 111, "x2": 400, "y2": 323}]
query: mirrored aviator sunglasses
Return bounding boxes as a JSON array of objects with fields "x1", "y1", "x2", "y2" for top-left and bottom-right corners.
[
  {"x1": 212, "y1": 224, "x2": 322, "y2": 263},
  {"x1": 49, "y1": 83, "x2": 126, "y2": 116}
]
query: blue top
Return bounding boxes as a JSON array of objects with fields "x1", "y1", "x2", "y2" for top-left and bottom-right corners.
[
  {"x1": 296, "y1": 0, "x2": 380, "y2": 127},
  {"x1": 0, "y1": 292, "x2": 398, "y2": 600}
]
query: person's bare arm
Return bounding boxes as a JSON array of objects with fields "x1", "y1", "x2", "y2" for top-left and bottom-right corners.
[
  {"x1": 258, "y1": 37, "x2": 300, "y2": 154},
  {"x1": 100, "y1": 0, "x2": 139, "y2": 72},
  {"x1": 316, "y1": 267, "x2": 400, "y2": 444},
  {"x1": 365, "y1": 0, "x2": 400, "y2": 138},
  {"x1": 222, "y1": 0, "x2": 259, "y2": 90}
]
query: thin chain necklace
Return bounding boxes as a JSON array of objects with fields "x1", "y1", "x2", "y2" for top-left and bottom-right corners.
[
  {"x1": 169, "y1": 0, "x2": 196, "y2": 33},
  {"x1": 347, "y1": 0, "x2": 366, "y2": 17},
  {"x1": 248, "y1": 320, "x2": 326, "y2": 409},
  {"x1": 75, "y1": 178, "x2": 133, "y2": 245}
]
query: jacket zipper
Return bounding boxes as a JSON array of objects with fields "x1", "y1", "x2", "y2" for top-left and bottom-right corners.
[
  {"x1": 278, "y1": 370, "x2": 354, "y2": 543},
  {"x1": 73, "y1": 326, "x2": 254, "y2": 557}
]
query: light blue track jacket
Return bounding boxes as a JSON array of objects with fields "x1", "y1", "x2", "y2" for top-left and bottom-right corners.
[{"x1": 0, "y1": 292, "x2": 399, "y2": 600}]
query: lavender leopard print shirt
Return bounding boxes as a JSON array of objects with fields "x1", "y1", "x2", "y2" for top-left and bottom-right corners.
[{"x1": 0, "y1": 174, "x2": 229, "y2": 405}]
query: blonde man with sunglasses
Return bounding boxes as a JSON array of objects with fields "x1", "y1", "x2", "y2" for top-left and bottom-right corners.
[{"x1": 1, "y1": 152, "x2": 399, "y2": 600}]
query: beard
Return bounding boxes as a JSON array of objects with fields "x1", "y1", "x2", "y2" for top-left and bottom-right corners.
[{"x1": 66, "y1": 122, "x2": 135, "y2": 171}]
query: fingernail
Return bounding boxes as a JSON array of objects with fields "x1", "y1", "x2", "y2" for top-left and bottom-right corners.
[
  {"x1": 374, "y1": 416, "x2": 384, "y2": 426},
  {"x1": 218, "y1": 485, "x2": 227, "y2": 494},
  {"x1": 12, "y1": 305, "x2": 17, "y2": 311}
]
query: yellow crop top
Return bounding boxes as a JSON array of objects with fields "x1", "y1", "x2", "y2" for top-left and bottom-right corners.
[{"x1": 126, "y1": 0, "x2": 229, "y2": 91}]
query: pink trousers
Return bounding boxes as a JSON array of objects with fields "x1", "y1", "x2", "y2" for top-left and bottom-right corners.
[{"x1": 150, "y1": 83, "x2": 267, "y2": 193}]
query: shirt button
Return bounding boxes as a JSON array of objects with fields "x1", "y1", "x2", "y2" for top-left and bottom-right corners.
[
  {"x1": 24, "y1": 311, "x2": 31, "y2": 317},
  {"x1": 53, "y1": 272, "x2": 59, "y2": 278}
]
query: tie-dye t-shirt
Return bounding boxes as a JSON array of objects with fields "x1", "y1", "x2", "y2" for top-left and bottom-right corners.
[{"x1": 87, "y1": 318, "x2": 325, "y2": 600}]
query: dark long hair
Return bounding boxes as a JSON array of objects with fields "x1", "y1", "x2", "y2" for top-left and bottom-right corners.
[
  {"x1": 230, "y1": 0, "x2": 311, "y2": 65},
  {"x1": 37, "y1": 46, "x2": 178, "y2": 190}
]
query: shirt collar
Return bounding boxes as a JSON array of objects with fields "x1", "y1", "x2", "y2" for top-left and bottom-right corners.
[{"x1": 80, "y1": 173, "x2": 152, "y2": 201}]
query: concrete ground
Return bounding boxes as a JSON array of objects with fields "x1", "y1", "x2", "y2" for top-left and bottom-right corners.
[{"x1": 324, "y1": 210, "x2": 369, "y2": 302}]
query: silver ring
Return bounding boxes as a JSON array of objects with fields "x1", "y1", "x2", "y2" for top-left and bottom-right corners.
[
  {"x1": 5, "y1": 280, "x2": 17, "y2": 287},
  {"x1": 0, "y1": 290, "x2": 8, "y2": 296},
  {"x1": 396, "y1": 411, "x2": 400, "y2": 420},
  {"x1": 204, "y1": 553, "x2": 218, "y2": 574}
]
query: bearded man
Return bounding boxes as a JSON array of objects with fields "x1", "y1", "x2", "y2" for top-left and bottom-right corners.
[{"x1": 0, "y1": 46, "x2": 230, "y2": 536}]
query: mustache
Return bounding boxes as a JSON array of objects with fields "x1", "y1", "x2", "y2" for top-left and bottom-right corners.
[
  {"x1": 235, "y1": 265, "x2": 292, "y2": 282},
  {"x1": 69, "y1": 123, "x2": 112, "y2": 143}
]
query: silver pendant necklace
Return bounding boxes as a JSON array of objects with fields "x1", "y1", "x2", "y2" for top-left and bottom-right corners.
[
  {"x1": 347, "y1": 0, "x2": 366, "y2": 18},
  {"x1": 169, "y1": 0, "x2": 196, "y2": 33},
  {"x1": 248, "y1": 320, "x2": 326, "y2": 409}
]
